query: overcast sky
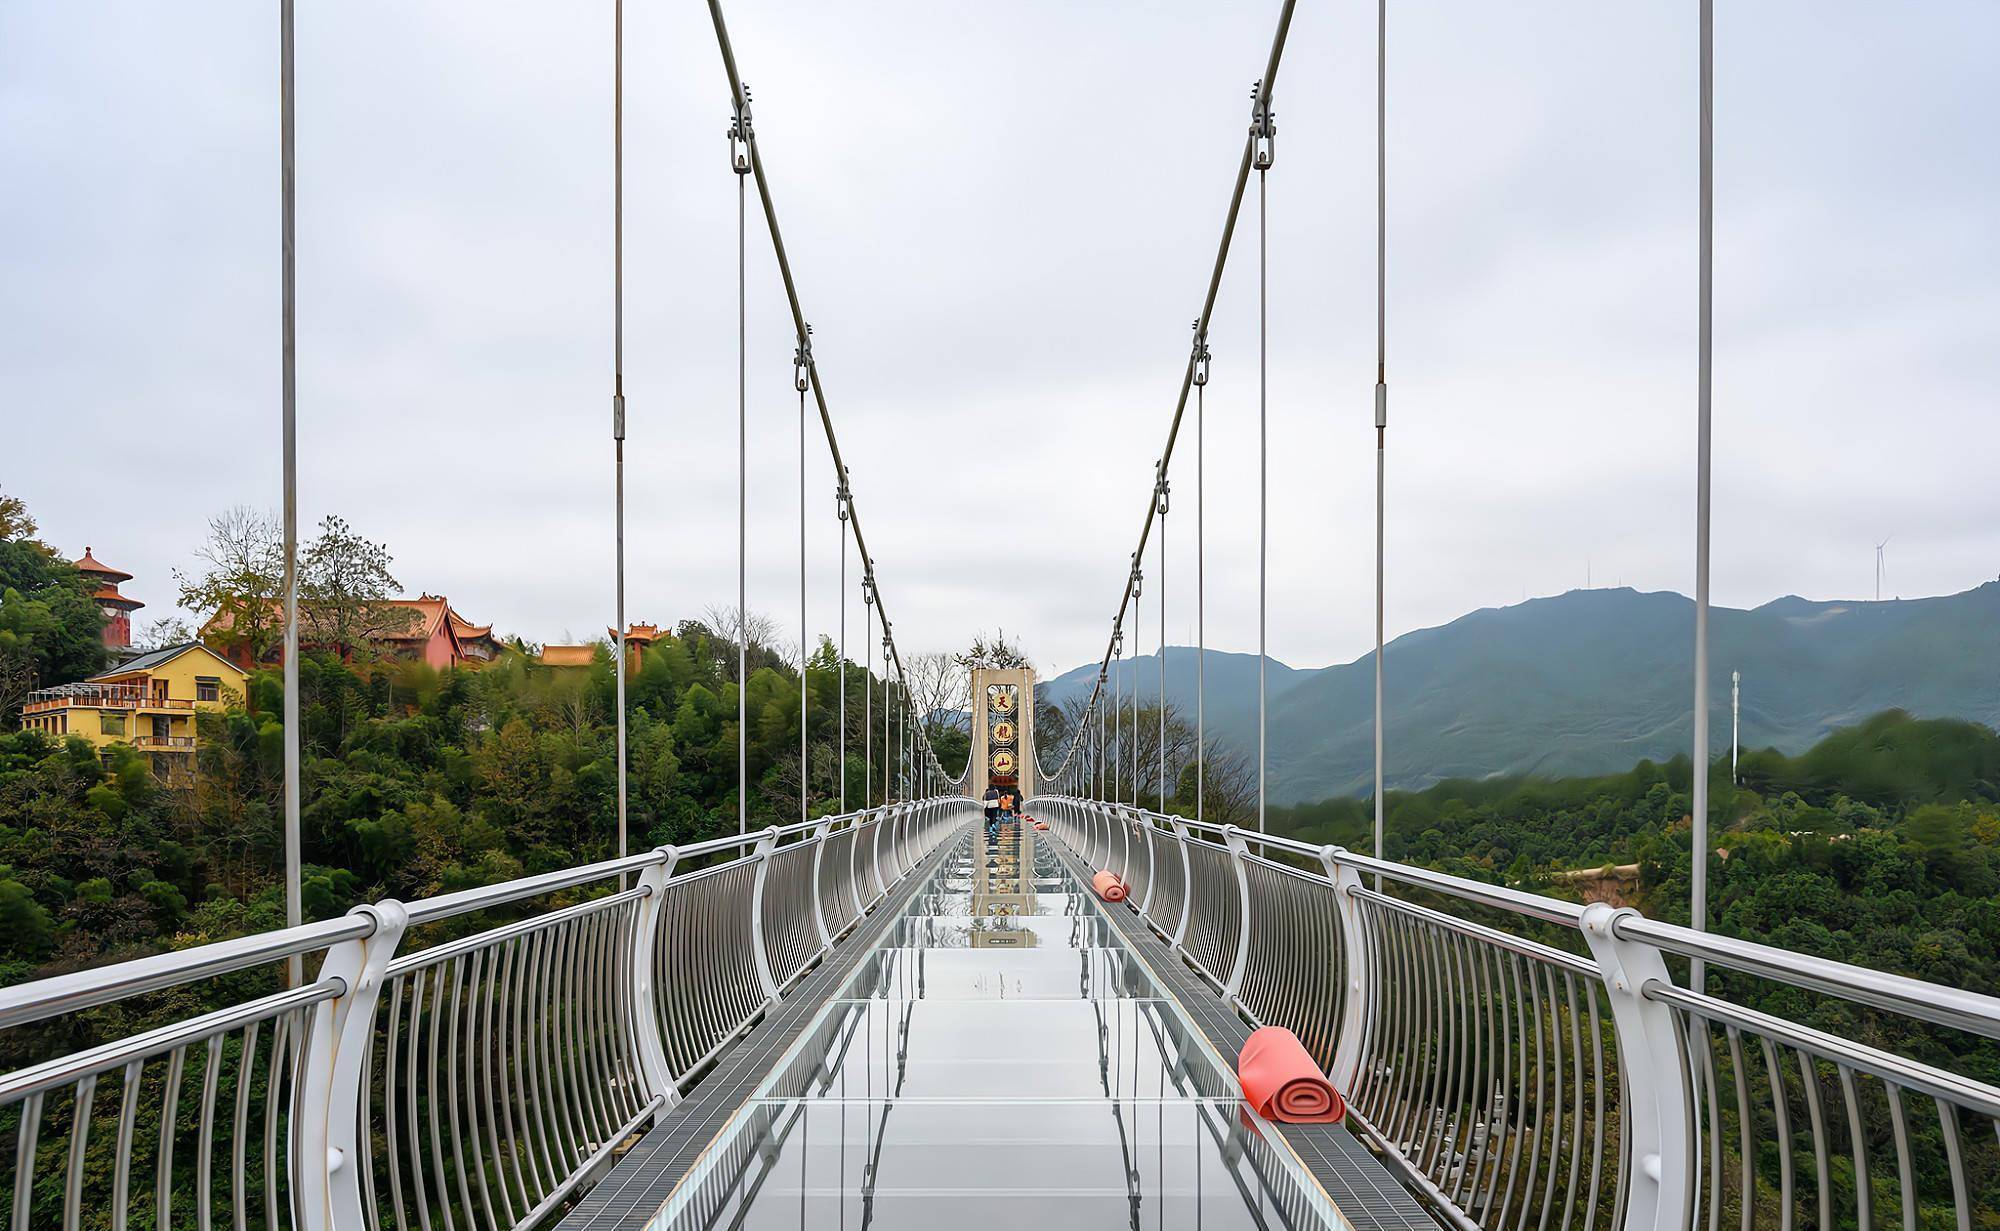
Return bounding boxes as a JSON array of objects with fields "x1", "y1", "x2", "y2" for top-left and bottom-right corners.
[{"x1": 4, "y1": 1, "x2": 1996, "y2": 678}]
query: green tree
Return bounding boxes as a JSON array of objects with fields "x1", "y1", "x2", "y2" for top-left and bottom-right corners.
[
  {"x1": 175, "y1": 506, "x2": 286, "y2": 666},
  {"x1": 299, "y1": 515, "x2": 418, "y2": 661},
  {"x1": 0, "y1": 487, "x2": 107, "y2": 717}
]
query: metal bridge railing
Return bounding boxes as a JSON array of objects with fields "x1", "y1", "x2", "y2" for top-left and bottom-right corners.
[
  {"x1": 0, "y1": 797, "x2": 975, "y2": 1231},
  {"x1": 1031, "y1": 794, "x2": 2000, "y2": 1231}
]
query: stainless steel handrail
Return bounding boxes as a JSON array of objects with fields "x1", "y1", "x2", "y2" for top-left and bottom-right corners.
[
  {"x1": 0, "y1": 912, "x2": 373, "y2": 1029},
  {"x1": 1615, "y1": 911, "x2": 2000, "y2": 1040},
  {"x1": 1031, "y1": 793, "x2": 2000, "y2": 1231},
  {"x1": 0, "y1": 795, "x2": 978, "y2": 1231}
]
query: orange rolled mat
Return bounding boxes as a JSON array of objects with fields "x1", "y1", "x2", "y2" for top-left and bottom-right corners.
[
  {"x1": 1032, "y1": 820, "x2": 1050, "y2": 831},
  {"x1": 1238, "y1": 1026, "x2": 1346, "y2": 1124},
  {"x1": 1091, "y1": 870, "x2": 1128, "y2": 902}
]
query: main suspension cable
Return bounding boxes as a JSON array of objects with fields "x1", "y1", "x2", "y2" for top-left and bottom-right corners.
[
  {"x1": 705, "y1": 0, "x2": 955, "y2": 795},
  {"x1": 1036, "y1": 0, "x2": 1297, "y2": 792}
]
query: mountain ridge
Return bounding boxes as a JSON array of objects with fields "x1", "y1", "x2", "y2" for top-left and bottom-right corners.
[{"x1": 1037, "y1": 582, "x2": 2000, "y2": 803}]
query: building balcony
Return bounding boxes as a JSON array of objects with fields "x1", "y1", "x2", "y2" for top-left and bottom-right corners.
[
  {"x1": 21, "y1": 683, "x2": 193, "y2": 714},
  {"x1": 132, "y1": 734, "x2": 196, "y2": 751}
]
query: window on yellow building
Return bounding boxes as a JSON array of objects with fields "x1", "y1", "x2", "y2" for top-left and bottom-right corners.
[
  {"x1": 99, "y1": 712, "x2": 126, "y2": 737},
  {"x1": 196, "y1": 677, "x2": 220, "y2": 703}
]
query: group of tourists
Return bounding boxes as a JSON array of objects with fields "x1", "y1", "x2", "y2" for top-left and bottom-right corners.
[{"x1": 982, "y1": 782, "x2": 1022, "y2": 846}]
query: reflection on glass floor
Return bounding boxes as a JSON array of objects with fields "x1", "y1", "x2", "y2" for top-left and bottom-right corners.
[{"x1": 646, "y1": 822, "x2": 1347, "y2": 1230}]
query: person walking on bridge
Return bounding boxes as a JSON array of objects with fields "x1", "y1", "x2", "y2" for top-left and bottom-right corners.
[{"x1": 983, "y1": 784, "x2": 1003, "y2": 846}]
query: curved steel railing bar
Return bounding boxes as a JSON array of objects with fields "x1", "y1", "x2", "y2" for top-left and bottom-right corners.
[
  {"x1": 1031, "y1": 794, "x2": 2000, "y2": 1231},
  {"x1": 0, "y1": 913, "x2": 372, "y2": 1030},
  {"x1": 0, "y1": 797, "x2": 977, "y2": 1231}
]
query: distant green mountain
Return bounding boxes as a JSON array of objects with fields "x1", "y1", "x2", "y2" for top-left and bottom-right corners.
[{"x1": 1040, "y1": 582, "x2": 2000, "y2": 803}]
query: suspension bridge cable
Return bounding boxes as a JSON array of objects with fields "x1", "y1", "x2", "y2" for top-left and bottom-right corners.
[
  {"x1": 864, "y1": 578, "x2": 873, "y2": 804},
  {"x1": 1113, "y1": 629, "x2": 1123, "y2": 803},
  {"x1": 704, "y1": 0, "x2": 955, "y2": 794},
  {"x1": 1691, "y1": 0, "x2": 1715, "y2": 989},
  {"x1": 838, "y1": 474, "x2": 849, "y2": 811},
  {"x1": 1131, "y1": 566, "x2": 1141, "y2": 805},
  {"x1": 888, "y1": 631, "x2": 896, "y2": 803},
  {"x1": 731, "y1": 87, "x2": 751, "y2": 833},
  {"x1": 279, "y1": 0, "x2": 301, "y2": 985},
  {"x1": 797, "y1": 333, "x2": 810, "y2": 825},
  {"x1": 1254, "y1": 78, "x2": 1275, "y2": 835},
  {"x1": 1033, "y1": 0, "x2": 1298, "y2": 790},
  {"x1": 1194, "y1": 327, "x2": 1209, "y2": 824},
  {"x1": 613, "y1": 0, "x2": 629, "y2": 873},
  {"x1": 1157, "y1": 469, "x2": 1167, "y2": 807},
  {"x1": 1372, "y1": 0, "x2": 1387, "y2": 875}
]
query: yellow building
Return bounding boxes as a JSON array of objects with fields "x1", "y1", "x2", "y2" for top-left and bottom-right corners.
[{"x1": 19, "y1": 642, "x2": 247, "y2": 781}]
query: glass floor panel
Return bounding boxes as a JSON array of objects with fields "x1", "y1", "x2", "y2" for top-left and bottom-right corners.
[
  {"x1": 885, "y1": 914, "x2": 1111, "y2": 949},
  {"x1": 852, "y1": 946, "x2": 1148, "y2": 1000},
  {"x1": 799, "y1": 998, "x2": 1215, "y2": 1100},
  {"x1": 649, "y1": 1099, "x2": 1345, "y2": 1230},
  {"x1": 909, "y1": 891, "x2": 1092, "y2": 916},
  {"x1": 641, "y1": 830, "x2": 1347, "y2": 1230}
]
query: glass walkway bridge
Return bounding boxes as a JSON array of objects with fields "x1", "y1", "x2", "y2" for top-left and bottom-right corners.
[{"x1": 3, "y1": 796, "x2": 1998, "y2": 1231}]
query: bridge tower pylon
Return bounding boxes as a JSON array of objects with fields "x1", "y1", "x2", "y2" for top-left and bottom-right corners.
[{"x1": 968, "y1": 666, "x2": 1035, "y2": 802}]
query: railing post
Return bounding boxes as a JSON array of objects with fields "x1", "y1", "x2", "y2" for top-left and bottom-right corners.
[
  {"x1": 1219, "y1": 826, "x2": 1253, "y2": 999},
  {"x1": 869, "y1": 808, "x2": 890, "y2": 906},
  {"x1": 630, "y1": 847, "x2": 681, "y2": 1106},
  {"x1": 806, "y1": 818, "x2": 834, "y2": 950},
  {"x1": 1133, "y1": 815, "x2": 1158, "y2": 918},
  {"x1": 847, "y1": 813, "x2": 870, "y2": 921},
  {"x1": 1170, "y1": 815, "x2": 1194, "y2": 947},
  {"x1": 299, "y1": 899, "x2": 406, "y2": 1231},
  {"x1": 1317, "y1": 847, "x2": 1371, "y2": 1094},
  {"x1": 1581, "y1": 903, "x2": 1693, "y2": 1231},
  {"x1": 886, "y1": 803, "x2": 908, "y2": 882},
  {"x1": 748, "y1": 827, "x2": 783, "y2": 1001}
]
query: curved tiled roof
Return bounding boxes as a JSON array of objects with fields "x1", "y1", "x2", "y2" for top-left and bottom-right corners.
[{"x1": 74, "y1": 547, "x2": 133, "y2": 583}]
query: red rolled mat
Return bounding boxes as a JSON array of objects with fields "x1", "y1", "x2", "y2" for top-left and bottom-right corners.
[
  {"x1": 1091, "y1": 870, "x2": 1128, "y2": 902},
  {"x1": 1237, "y1": 1026, "x2": 1346, "y2": 1124}
]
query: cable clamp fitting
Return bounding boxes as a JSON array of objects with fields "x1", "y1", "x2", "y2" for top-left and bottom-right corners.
[
  {"x1": 611, "y1": 393, "x2": 626, "y2": 442},
  {"x1": 794, "y1": 323, "x2": 813, "y2": 394},
  {"x1": 1155, "y1": 470, "x2": 1170, "y2": 515},
  {"x1": 836, "y1": 469, "x2": 851, "y2": 522},
  {"x1": 729, "y1": 85, "x2": 755, "y2": 175},
  {"x1": 1250, "y1": 80, "x2": 1276, "y2": 170},
  {"x1": 1191, "y1": 324, "x2": 1211, "y2": 387},
  {"x1": 862, "y1": 573, "x2": 875, "y2": 607}
]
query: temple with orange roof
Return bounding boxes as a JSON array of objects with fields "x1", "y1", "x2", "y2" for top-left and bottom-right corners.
[
  {"x1": 74, "y1": 547, "x2": 143, "y2": 652},
  {"x1": 538, "y1": 622, "x2": 664, "y2": 673},
  {"x1": 201, "y1": 593, "x2": 505, "y2": 671}
]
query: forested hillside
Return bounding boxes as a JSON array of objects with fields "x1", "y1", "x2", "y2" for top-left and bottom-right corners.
[
  {"x1": 0, "y1": 632, "x2": 919, "y2": 988},
  {"x1": 1270, "y1": 709, "x2": 2000, "y2": 994}
]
